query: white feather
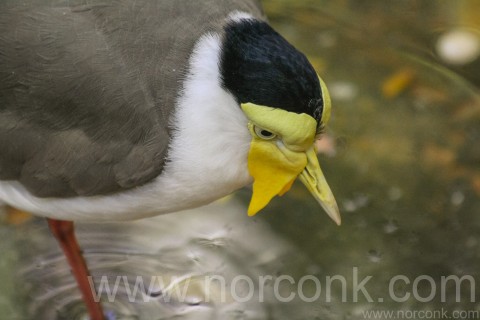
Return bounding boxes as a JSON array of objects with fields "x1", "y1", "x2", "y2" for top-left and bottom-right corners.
[
  {"x1": 0, "y1": 33, "x2": 252, "y2": 221},
  {"x1": 228, "y1": 11, "x2": 255, "y2": 23}
]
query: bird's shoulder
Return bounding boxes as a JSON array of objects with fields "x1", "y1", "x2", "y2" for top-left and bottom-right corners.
[{"x1": 0, "y1": 0, "x2": 264, "y2": 198}]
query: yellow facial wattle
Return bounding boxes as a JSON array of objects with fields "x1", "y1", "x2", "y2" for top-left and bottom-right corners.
[
  {"x1": 246, "y1": 129, "x2": 308, "y2": 216},
  {"x1": 319, "y1": 76, "x2": 332, "y2": 126},
  {"x1": 241, "y1": 101, "x2": 341, "y2": 225}
]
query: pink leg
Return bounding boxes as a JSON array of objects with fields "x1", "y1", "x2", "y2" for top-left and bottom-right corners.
[{"x1": 47, "y1": 218, "x2": 105, "y2": 320}]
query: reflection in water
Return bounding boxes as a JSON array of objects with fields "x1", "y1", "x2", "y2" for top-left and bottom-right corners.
[
  {"x1": 5, "y1": 200, "x2": 321, "y2": 319},
  {"x1": 1, "y1": 1, "x2": 480, "y2": 319}
]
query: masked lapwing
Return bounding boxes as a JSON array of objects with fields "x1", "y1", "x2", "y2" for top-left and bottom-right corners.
[{"x1": 0, "y1": 1, "x2": 340, "y2": 319}]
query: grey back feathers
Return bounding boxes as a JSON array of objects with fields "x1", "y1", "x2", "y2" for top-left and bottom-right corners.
[{"x1": 0, "y1": 0, "x2": 264, "y2": 197}]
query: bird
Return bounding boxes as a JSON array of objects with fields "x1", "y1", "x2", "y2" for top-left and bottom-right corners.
[{"x1": 0, "y1": 1, "x2": 340, "y2": 319}]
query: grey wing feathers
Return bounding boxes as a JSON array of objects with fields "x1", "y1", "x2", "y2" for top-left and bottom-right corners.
[
  {"x1": 0, "y1": 0, "x2": 264, "y2": 198},
  {"x1": 0, "y1": 2, "x2": 169, "y2": 196}
]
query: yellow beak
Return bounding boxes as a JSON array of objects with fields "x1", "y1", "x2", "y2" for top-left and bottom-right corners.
[
  {"x1": 247, "y1": 139, "x2": 341, "y2": 225},
  {"x1": 241, "y1": 101, "x2": 340, "y2": 225},
  {"x1": 298, "y1": 148, "x2": 341, "y2": 225}
]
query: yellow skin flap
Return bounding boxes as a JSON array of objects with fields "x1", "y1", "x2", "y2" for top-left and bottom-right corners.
[{"x1": 241, "y1": 102, "x2": 341, "y2": 225}]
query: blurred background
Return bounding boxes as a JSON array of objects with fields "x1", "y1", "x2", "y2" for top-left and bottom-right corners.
[{"x1": 1, "y1": 0, "x2": 479, "y2": 319}]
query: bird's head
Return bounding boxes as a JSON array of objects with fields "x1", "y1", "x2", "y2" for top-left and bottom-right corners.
[{"x1": 220, "y1": 18, "x2": 341, "y2": 225}]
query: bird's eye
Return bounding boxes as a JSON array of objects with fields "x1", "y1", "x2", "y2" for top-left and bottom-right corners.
[{"x1": 254, "y1": 126, "x2": 277, "y2": 140}]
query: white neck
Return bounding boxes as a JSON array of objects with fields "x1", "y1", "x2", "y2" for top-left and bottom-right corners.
[
  {"x1": 0, "y1": 33, "x2": 252, "y2": 221},
  {"x1": 153, "y1": 33, "x2": 253, "y2": 211}
]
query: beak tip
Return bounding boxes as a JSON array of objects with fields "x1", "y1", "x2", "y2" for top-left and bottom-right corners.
[
  {"x1": 328, "y1": 209, "x2": 342, "y2": 226},
  {"x1": 334, "y1": 216, "x2": 342, "y2": 226},
  {"x1": 322, "y1": 200, "x2": 341, "y2": 226}
]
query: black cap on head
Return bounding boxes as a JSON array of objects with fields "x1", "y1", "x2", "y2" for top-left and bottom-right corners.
[{"x1": 220, "y1": 19, "x2": 324, "y2": 122}]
